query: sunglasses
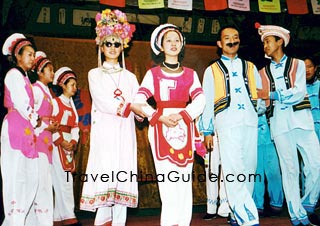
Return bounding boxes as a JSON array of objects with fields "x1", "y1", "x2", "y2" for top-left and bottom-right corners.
[{"x1": 104, "y1": 42, "x2": 122, "y2": 48}]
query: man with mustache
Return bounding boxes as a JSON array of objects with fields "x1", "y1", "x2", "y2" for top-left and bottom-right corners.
[{"x1": 200, "y1": 25, "x2": 263, "y2": 226}]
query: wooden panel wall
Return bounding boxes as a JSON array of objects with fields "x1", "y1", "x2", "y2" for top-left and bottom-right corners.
[{"x1": 33, "y1": 36, "x2": 219, "y2": 209}]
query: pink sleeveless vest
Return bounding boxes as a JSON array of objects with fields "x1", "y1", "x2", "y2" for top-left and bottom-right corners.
[
  {"x1": 4, "y1": 69, "x2": 38, "y2": 158},
  {"x1": 33, "y1": 82, "x2": 54, "y2": 163}
]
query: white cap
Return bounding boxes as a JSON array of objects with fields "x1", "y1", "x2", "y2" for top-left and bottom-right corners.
[
  {"x1": 2, "y1": 33, "x2": 32, "y2": 56},
  {"x1": 255, "y1": 22, "x2": 290, "y2": 47},
  {"x1": 150, "y1": 23, "x2": 185, "y2": 55},
  {"x1": 53, "y1": 66, "x2": 76, "y2": 86},
  {"x1": 33, "y1": 51, "x2": 51, "y2": 73}
]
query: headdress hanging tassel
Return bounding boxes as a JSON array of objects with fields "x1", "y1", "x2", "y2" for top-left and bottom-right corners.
[
  {"x1": 122, "y1": 50, "x2": 126, "y2": 71},
  {"x1": 98, "y1": 45, "x2": 102, "y2": 67},
  {"x1": 98, "y1": 47, "x2": 102, "y2": 67}
]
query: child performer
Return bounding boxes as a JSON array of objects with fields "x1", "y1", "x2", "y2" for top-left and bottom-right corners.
[{"x1": 51, "y1": 67, "x2": 81, "y2": 226}]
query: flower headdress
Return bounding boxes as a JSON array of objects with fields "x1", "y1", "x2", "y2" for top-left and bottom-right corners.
[{"x1": 95, "y1": 9, "x2": 135, "y2": 48}]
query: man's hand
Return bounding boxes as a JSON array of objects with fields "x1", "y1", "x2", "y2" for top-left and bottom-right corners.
[
  {"x1": 204, "y1": 135, "x2": 214, "y2": 152},
  {"x1": 257, "y1": 88, "x2": 269, "y2": 100}
]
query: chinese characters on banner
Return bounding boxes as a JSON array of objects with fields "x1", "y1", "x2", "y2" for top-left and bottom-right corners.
[
  {"x1": 258, "y1": 0, "x2": 281, "y2": 13},
  {"x1": 168, "y1": 0, "x2": 193, "y2": 11}
]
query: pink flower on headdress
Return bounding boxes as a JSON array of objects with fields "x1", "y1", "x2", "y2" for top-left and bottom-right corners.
[
  {"x1": 95, "y1": 13, "x2": 102, "y2": 23},
  {"x1": 95, "y1": 8, "x2": 135, "y2": 48}
]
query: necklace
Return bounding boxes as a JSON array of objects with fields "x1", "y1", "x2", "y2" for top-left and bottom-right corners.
[
  {"x1": 105, "y1": 69, "x2": 123, "y2": 98},
  {"x1": 102, "y1": 66, "x2": 123, "y2": 74},
  {"x1": 162, "y1": 61, "x2": 180, "y2": 71},
  {"x1": 101, "y1": 63, "x2": 124, "y2": 98}
]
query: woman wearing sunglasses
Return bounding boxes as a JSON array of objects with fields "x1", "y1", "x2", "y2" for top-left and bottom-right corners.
[{"x1": 80, "y1": 9, "x2": 140, "y2": 226}]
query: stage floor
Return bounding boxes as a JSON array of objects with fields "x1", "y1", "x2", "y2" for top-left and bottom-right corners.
[{"x1": 77, "y1": 208, "x2": 295, "y2": 226}]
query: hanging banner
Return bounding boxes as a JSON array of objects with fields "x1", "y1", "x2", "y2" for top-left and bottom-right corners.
[
  {"x1": 258, "y1": 0, "x2": 281, "y2": 13},
  {"x1": 99, "y1": 0, "x2": 125, "y2": 7},
  {"x1": 204, "y1": 0, "x2": 227, "y2": 11},
  {"x1": 228, "y1": 0, "x2": 250, "y2": 11},
  {"x1": 286, "y1": 0, "x2": 308, "y2": 14},
  {"x1": 168, "y1": 0, "x2": 192, "y2": 11},
  {"x1": 311, "y1": 0, "x2": 320, "y2": 14},
  {"x1": 138, "y1": 0, "x2": 164, "y2": 9}
]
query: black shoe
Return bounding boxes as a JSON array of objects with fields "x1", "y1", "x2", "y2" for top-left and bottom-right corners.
[
  {"x1": 66, "y1": 223, "x2": 83, "y2": 226},
  {"x1": 315, "y1": 200, "x2": 320, "y2": 211},
  {"x1": 203, "y1": 213, "x2": 217, "y2": 220},
  {"x1": 309, "y1": 213, "x2": 320, "y2": 226},
  {"x1": 269, "y1": 206, "x2": 282, "y2": 217},
  {"x1": 258, "y1": 209, "x2": 265, "y2": 218},
  {"x1": 227, "y1": 214, "x2": 231, "y2": 224}
]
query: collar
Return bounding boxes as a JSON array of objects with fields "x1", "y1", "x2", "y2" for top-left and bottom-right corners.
[
  {"x1": 271, "y1": 55, "x2": 287, "y2": 68},
  {"x1": 102, "y1": 62, "x2": 122, "y2": 74},
  {"x1": 221, "y1": 55, "x2": 238, "y2": 61},
  {"x1": 14, "y1": 66, "x2": 27, "y2": 77},
  {"x1": 103, "y1": 61, "x2": 121, "y2": 69},
  {"x1": 306, "y1": 75, "x2": 318, "y2": 85},
  {"x1": 36, "y1": 81, "x2": 51, "y2": 94},
  {"x1": 60, "y1": 94, "x2": 72, "y2": 105}
]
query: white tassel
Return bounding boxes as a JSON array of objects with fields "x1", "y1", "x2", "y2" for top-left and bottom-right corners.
[
  {"x1": 122, "y1": 50, "x2": 126, "y2": 71},
  {"x1": 98, "y1": 46, "x2": 101, "y2": 67}
]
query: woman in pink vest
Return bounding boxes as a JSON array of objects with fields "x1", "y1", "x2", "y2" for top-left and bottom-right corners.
[
  {"x1": 1, "y1": 33, "x2": 40, "y2": 225},
  {"x1": 26, "y1": 51, "x2": 59, "y2": 226}
]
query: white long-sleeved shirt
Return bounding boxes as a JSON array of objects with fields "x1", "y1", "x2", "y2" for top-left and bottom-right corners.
[
  {"x1": 268, "y1": 55, "x2": 315, "y2": 138},
  {"x1": 200, "y1": 55, "x2": 262, "y2": 135}
]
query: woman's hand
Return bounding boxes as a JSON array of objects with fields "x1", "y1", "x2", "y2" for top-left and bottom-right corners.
[
  {"x1": 130, "y1": 103, "x2": 148, "y2": 118},
  {"x1": 61, "y1": 140, "x2": 74, "y2": 151},
  {"x1": 45, "y1": 120, "x2": 59, "y2": 133},
  {"x1": 168, "y1": 113, "x2": 182, "y2": 123},
  {"x1": 159, "y1": 114, "x2": 182, "y2": 127}
]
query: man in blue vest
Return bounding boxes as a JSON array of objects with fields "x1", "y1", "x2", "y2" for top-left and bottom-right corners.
[
  {"x1": 200, "y1": 25, "x2": 263, "y2": 226},
  {"x1": 256, "y1": 23, "x2": 320, "y2": 226}
]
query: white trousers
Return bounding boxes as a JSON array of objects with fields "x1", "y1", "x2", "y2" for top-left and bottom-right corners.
[
  {"x1": 25, "y1": 153, "x2": 53, "y2": 226},
  {"x1": 94, "y1": 205, "x2": 127, "y2": 226},
  {"x1": 217, "y1": 125, "x2": 259, "y2": 226},
  {"x1": 273, "y1": 129, "x2": 320, "y2": 225},
  {"x1": 1, "y1": 120, "x2": 39, "y2": 226},
  {"x1": 151, "y1": 156, "x2": 193, "y2": 226},
  {"x1": 204, "y1": 135, "x2": 230, "y2": 217},
  {"x1": 51, "y1": 147, "x2": 76, "y2": 222}
]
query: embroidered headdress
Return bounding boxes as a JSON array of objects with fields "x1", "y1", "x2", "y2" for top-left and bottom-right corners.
[
  {"x1": 2, "y1": 33, "x2": 33, "y2": 56},
  {"x1": 255, "y1": 22, "x2": 290, "y2": 47},
  {"x1": 95, "y1": 9, "x2": 135, "y2": 67},
  {"x1": 33, "y1": 51, "x2": 51, "y2": 74},
  {"x1": 95, "y1": 9, "x2": 135, "y2": 48},
  {"x1": 53, "y1": 66, "x2": 77, "y2": 86},
  {"x1": 150, "y1": 23, "x2": 185, "y2": 55}
]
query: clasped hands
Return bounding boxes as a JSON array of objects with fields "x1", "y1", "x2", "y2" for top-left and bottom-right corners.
[{"x1": 159, "y1": 113, "x2": 182, "y2": 128}]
